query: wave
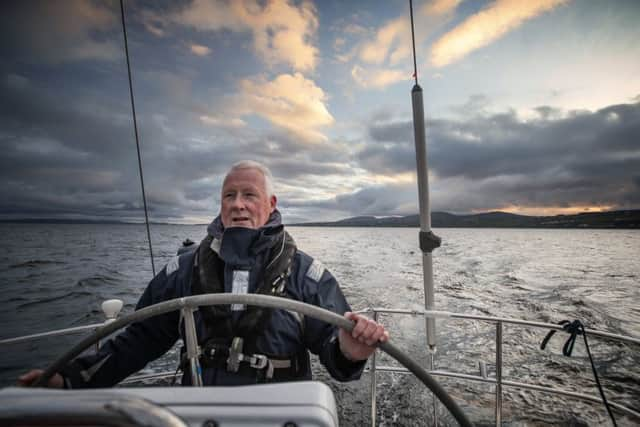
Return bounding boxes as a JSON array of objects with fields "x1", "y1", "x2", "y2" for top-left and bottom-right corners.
[
  {"x1": 7, "y1": 260, "x2": 65, "y2": 269},
  {"x1": 2, "y1": 296, "x2": 29, "y2": 303},
  {"x1": 15, "y1": 279, "x2": 114, "y2": 308},
  {"x1": 503, "y1": 273, "x2": 520, "y2": 283},
  {"x1": 16, "y1": 291, "x2": 78, "y2": 309},
  {"x1": 75, "y1": 275, "x2": 121, "y2": 288},
  {"x1": 605, "y1": 273, "x2": 637, "y2": 279}
]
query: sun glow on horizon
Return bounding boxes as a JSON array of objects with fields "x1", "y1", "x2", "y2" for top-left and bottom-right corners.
[{"x1": 494, "y1": 204, "x2": 617, "y2": 216}]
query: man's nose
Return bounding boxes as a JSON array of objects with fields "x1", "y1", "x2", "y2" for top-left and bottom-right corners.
[{"x1": 230, "y1": 194, "x2": 245, "y2": 209}]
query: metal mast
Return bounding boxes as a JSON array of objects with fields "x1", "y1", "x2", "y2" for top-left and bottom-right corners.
[{"x1": 409, "y1": 0, "x2": 441, "y2": 352}]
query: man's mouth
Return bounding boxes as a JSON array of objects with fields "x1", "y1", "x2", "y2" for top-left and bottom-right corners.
[{"x1": 232, "y1": 216, "x2": 250, "y2": 223}]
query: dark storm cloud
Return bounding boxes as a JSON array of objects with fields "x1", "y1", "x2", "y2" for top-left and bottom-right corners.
[
  {"x1": 0, "y1": 74, "x2": 144, "y2": 220},
  {"x1": 0, "y1": 1, "x2": 120, "y2": 64},
  {"x1": 0, "y1": 1, "x2": 363, "y2": 222},
  {"x1": 369, "y1": 121, "x2": 414, "y2": 145},
  {"x1": 357, "y1": 142, "x2": 415, "y2": 174},
  {"x1": 0, "y1": 74, "x2": 134, "y2": 161},
  {"x1": 268, "y1": 155, "x2": 351, "y2": 180},
  {"x1": 283, "y1": 184, "x2": 418, "y2": 218},
  {"x1": 3, "y1": 3, "x2": 638, "y2": 223},
  {"x1": 0, "y1": 69, "x2": 219, "y2": 220},
  {"x1": 0, "y1": 71, "x2": 353, "y2": 222},
  {"x1": 354, "y1": 98, "x2": 640, "y2": 213},
  {"x1": 0, "y1": 68, "x2": 354, "y2": 222},
  {"x1": 0, "y1": 0, "x2": 259, "y2": 218},
  {"x1": 333, "y1": 185, "x2": 417, "y2": 216}
]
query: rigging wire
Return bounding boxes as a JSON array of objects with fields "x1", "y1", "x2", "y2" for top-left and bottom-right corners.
[
  {"x1": 119, "y1": 0, "x2": 156, "y2": 276},
  {"x1": 409, "y1": 0, "x2": 419, "y2": 85}
]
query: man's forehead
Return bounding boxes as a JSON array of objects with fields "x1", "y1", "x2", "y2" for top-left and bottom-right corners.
[{"x1": 222, "y1": 169, "x2": 265, "y2": 188}]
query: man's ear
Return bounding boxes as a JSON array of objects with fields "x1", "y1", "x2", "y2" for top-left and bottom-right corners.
[{"x1": 270, "y1": 195, "x2": 277, "y2": 212}]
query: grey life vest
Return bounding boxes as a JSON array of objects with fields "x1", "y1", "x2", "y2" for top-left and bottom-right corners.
[{"x1": 191, "y1": 226, "x2": 297, "y2": 344}]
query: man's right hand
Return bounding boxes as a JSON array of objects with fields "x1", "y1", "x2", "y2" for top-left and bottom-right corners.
[{"x1": 18, "y1": 369, "x2": 64, "y2": 388}]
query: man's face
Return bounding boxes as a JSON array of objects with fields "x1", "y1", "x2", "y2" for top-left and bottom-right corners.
[{"x1": 220, "y1": 168, "x2": 276, "y2": 229}]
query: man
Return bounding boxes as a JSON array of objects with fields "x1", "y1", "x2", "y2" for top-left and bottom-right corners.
[{"x1": 20, "y1": 160, "x2": 388, "y2": 388}]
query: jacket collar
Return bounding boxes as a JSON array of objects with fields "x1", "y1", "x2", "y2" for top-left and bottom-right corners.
[
  {"x1": 206, "y1": 210, "x2": 283, "y2": 267},
  {"x1": 207, "y1": 209, "x2": 282, "y2": 239}
]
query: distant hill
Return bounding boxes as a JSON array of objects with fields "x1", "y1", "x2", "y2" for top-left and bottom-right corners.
[
  {"x1": 0, "y1": 218, "x2": 178, "y2": 225},
  {"x1": 292, "y1": 210, "x2": 640, "y2": 229},
  {"x1": 3, "y1": 210, "x2": 639, "y2": 228},
  {"x1": 0, "y1": 218, "x2": 134, "y2": 225}
]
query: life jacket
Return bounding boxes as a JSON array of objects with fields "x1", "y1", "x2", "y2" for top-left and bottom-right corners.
[{"x1": 187, "y1": 225, "x2": 305, "y2": 382}]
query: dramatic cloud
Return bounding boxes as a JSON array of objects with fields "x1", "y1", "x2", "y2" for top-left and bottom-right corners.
[
  {"x1": 293, "y1": 184, "x2": 420, "y2": 217},
  {"x1": 345, "y1": 0, "x2": 459, "y2": 89},
  {"x1": 0, "y1": 0, "x2": 120, "y2": 64},
  {"x1": 0, "y1": 68, "x2": 244, "y2": 222},
  {"x1": 351, "y1": 66, "x2": 409, "y2": 89},
  {"x1": 166, "y1": 0, "x2": 319, "y2": 71},
  {"x1": 198, "y1": 72, "x2": 336, "y2": 144},
  {"x1": 359, "y1": 17, "x2": 410, "y2": 65},
  {"x1": 236, "y1": 73, "x2": 334, "y2": 144},
  {"x1": 356, "y1": 98, "x2": 640, "y2": 213},
  {"x1": 2, "y1": 1, "x2": 638, "y2": 224},
  {"x1": 0, "y1": 68, "x2": 346, "y2": 222},
  {"x1": 0, "y1": 76, "x2": 143, "y2": 220},
  {"x1": 430, "y1": 0, "x2": 568, "y2": 67},
  {"x1": 345, "y1": 19, "x2": 411, "y2": 89}
]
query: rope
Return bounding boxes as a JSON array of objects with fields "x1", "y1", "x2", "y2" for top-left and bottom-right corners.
[
  {"x1": 541, "y1": 320, "x2": 618, "y2": 426},
  {"x1": 119, "y1": 0, "x2": 156, "y2": 276},
  {"x1": 170, "y1": 364, "x2": 181, "y2": 387}
]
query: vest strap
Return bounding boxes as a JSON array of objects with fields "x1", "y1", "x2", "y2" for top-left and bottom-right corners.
[{"x1": 190, "y1": 337, "x2": 299, "y2": 381}]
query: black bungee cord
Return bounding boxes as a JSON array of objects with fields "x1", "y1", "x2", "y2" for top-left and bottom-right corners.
[
  {"x1": 119, "y1": 0, "x2": 156, "y2": 276},
  {"x1": 541, "y1": 319, "x2": 618, "y2": 426}
]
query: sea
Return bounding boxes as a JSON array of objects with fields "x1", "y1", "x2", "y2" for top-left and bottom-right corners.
[{"x1": 0, "y1": 224, "x2": 638, "y2": 426}]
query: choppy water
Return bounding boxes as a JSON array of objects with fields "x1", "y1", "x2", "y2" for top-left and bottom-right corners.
[{"x1": 1, "y1": 224, "x2": 638, "y2": 426}]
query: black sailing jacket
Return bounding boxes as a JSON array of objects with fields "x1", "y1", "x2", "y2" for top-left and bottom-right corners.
[{"x1": 61, "y1": 211, "x2": 365, "y2": 387}]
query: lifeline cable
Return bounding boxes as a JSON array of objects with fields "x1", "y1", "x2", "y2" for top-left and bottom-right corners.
[
  {"x1": 541, "y1": 320, "x2": 618, "y2": 426},
  {"x1": 119, "y1": 0, "x2": 156, "y2": 276}
]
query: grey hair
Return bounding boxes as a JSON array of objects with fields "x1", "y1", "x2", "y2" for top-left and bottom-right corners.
[{"x1": 227, "y1": 160, "x2": 275, "y2": 197}]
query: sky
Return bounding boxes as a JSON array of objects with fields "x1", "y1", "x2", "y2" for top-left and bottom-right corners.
[{"x1": 1, "y1": 0, "x2": 639, "y2": 224}]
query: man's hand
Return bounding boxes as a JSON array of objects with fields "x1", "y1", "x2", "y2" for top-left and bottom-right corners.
[
  {"x1": 18, "y1": 369, "x2": 64, "y2": 388},
  {"x1": 338, "y1": 312, "x2": 389, "y2": 361}
]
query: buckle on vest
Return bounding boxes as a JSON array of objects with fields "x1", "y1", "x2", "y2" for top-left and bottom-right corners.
[
  {"x1": 227, "y1": 337, "x2": 244, "y2": 372},
  {"x1": 226, "y1": 337, "x2": 270, "y2": 374},
  {"x1": 249, "y1": 354, "x2": 268, "y2": 370}
]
